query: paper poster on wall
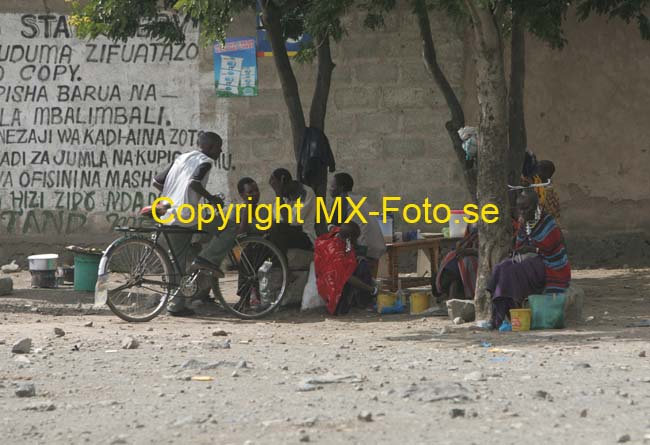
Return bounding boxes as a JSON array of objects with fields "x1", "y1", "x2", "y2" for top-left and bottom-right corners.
[
  {"x1": 213, "y1": 37, "x2": 258, "y2": 97},
  {"x1": 255, "y1": 1, "x2": 311, "y2": 57}
]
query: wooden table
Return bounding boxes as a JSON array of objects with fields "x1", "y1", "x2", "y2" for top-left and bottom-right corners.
[{"x1": 382, "y1": 237, "x2": 461, "y2": 291}]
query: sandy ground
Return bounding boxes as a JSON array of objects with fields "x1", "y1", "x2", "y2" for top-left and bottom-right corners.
[{"x1": 1, "y1": 268, "x2": 650, "y2": 445}]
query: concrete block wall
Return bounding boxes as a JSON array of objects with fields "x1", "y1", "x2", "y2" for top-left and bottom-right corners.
[{"x1": 221, "y1": 7, "x2": 471, "y2": 230}]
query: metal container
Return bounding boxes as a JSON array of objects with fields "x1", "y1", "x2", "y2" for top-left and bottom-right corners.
[
  {"x1": 27, "y1": 254, "x2": 58, "y2": 271},
  {"x1": 31, "y1": 270, "x2": 58, "y2": 288}
]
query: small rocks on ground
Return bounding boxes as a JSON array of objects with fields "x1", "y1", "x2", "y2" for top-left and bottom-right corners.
[
  {"x1": 54, "y1": 328, "x2": 65, "y2": 337},
  {"x1": 214, "y1": 339, "x2": 231, "y2": 349},
  {"x1": 212, "y1": 330, "x2": 228, "y2": 336},
  {"x1": 534, "y1": 390, "x2": 552, "y2": 401},
  {"x1": 617, "y1": 434, "x2": 631, "y2": 443},
  {"x1": 446, "y1": 299, "x2": 476, "y2": 322},
  {"x1": 23, "y1": 401, "x2": 56, "y2": 412},
  {"x1": 84, "y1": 321, "x2": 94, "y2": 328},
  {"x1": 12, "y1": 338, "x2": 32, "y2": 354},
  {"x1": 110, "y1": 434, "x2": 129, "y2": 444},
  {"x1": 450, "y1": 408, "x2": 465, "y2": 418},
  {"x1": 1, "y1": 260, "x2": 20, "y2": 273},
  {"x1": 358, "y1": 411, "x2": 373, "y2": 422},
  {"x1": 15, "y1": 383, "x2": 36, "y2": 398},
  {"x1": 580, "y1": 409, "x2": 588, "y2": 418},
  {"x1": 299, "y1": 433, "x2": 310, "y2": 442},
  {"x1": 121, "y1": 337, "x2": 139, "y2": 350},
  {"x1": 464, "y1": 371, "x2": 486, "y2": 382},
  {"x1": 453, "y1": 317, "x2": 464, "y2": 325},
  {"x1": 639, "y1": 351, "x2": 646, "y2": 358}
]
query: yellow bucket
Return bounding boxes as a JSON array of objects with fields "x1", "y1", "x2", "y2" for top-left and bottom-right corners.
[
  {"x1": 510, "y1": 308, "x2": 531, "y2": 332},
  {"x1": 377, "y1": 293, "x2": 397, "y2": 313},
  {"x1": 410, "y1": 292, "x2": 430, "y2": 314}
]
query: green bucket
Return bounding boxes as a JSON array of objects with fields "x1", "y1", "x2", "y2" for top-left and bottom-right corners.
[
  {"x1": 529, "y1": 293, "x2": 567, "y2": 330},
  {"x1": 74, "y1": 254, "x2": 102, "y2": 292}
]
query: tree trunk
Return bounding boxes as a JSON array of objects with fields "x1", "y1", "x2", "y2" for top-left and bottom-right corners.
[
  {"x1": 508, "y1": 1, "x2": 527, "y2": 194},
  {"x1": 413, "y1": 0, "x2": 477, "y2": 199},
  {"x1": 308, "y1": 35, "x2": 335, "y2": 200},
  {"x1": 261, "y1": 1, "x2": 306, "y2": 162},
  {"x1": 464, "y1": 0, "x2": 512, "y2": 321},
  {"x1": 309, "y1": 36, "x2": 334, "y2": 133}
]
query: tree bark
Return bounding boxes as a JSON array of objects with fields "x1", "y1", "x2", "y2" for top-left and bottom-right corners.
[
  {"x1": 308, "y1": 35, "x2": 335, "y2": 201},
  {"x1": 309, "y1": 36, "x2": 334, "y2": 133},
  {"x1": 464, "y1": 0, "x2": 512, "y2": 321},
  {"x1": 508, "y1": 1, "x2": 527, "y2": 193},
  {"x1": 413, "y1": 0, "x2": 477, "y2": 199},
  {"x1": 261, "y1": 1, "x2": 306, "y2": 162}
]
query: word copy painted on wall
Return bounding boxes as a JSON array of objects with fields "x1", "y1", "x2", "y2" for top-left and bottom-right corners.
[
  {"x1": 0, "y1": 13, "x2": 230, "y2": 236},
  {"x1": 213, "y1": 37, "x2": 258, "y2": 97}
]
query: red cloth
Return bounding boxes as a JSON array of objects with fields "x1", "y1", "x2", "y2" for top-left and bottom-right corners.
[{"x1": 314, "y1": 227, "x2": 358, "y2": 315}]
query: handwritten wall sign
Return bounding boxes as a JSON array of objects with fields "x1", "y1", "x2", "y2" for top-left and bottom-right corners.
[{"x1": 0, "y1": 14, "x2": 230, "y2": 236}]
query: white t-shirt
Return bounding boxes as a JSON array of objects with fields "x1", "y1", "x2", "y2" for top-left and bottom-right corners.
[
  {"x1": 344, "y1": 193, "x2": 387, "y2": 260},
  {"x1": 159, "y1": 151, "x2": 212, "y2": 226}
]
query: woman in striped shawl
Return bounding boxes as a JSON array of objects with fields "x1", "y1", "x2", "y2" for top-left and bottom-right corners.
[{"x1": 488, "y1": 189, "x2": 571, "y2": 328}]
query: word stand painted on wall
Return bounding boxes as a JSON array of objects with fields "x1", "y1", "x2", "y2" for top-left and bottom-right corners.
[{"x1": 213, "y1": 38, "x2": 258, "y2": 97}]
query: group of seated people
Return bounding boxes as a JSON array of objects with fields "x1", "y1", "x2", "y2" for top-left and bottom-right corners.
[
  {"x1": 154, "y1": 132, "x2": 570, "y2": 327},
  {"x1": 235, "y1": 170, "x2": 386, "y2": 316}
]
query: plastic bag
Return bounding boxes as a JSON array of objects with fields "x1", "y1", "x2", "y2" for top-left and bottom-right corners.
[
  {"x1": 301, "y1": 262, "x2": 325, "y2": 311},
  {"x1": 458, "y1": 126, "x2": 478, "y2": 160}
]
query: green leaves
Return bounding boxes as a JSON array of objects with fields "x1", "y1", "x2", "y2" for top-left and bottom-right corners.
[{"x1": 577, "y1": 0, "x2": 650, "y2": 40}]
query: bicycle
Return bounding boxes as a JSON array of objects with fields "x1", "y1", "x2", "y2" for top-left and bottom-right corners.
[{"x1": 95, "y1": 223, "x2": 288, "y2": 322}]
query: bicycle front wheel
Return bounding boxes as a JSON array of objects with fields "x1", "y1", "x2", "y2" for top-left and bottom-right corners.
[
  {"x1": 100, "y1": 237, "x2": 174, "y2": 322},
  {"x1": 215, "y1": 236, "x2": 288, "y2": 320}
]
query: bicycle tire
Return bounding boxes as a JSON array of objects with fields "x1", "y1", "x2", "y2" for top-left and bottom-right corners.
[
  {"x1": 213, "y1": 235, "x2": 288, "y2": 320},
  {"x1": 100, "y1": 237, "x2": 175, "y2": 322}
]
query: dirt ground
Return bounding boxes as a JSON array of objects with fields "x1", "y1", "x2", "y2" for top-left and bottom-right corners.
[{"x1": 1, "y1": 268, "x2": 650, "y2": 445}]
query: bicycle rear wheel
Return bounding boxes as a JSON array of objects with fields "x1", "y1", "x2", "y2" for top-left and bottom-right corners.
[
  {"x1": 99, "y1": 237, "x2": 174, "y2": 322},
  {"x1": 214, "y1": 236, "x2": 288, "y2": 319}
]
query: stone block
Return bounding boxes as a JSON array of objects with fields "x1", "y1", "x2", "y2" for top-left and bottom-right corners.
[
  {"x1": 354, "y1": 64, "x2": 399, "y2": 84},
  {"x1": 564, "y1": 285, "x2": 584, "y2": 322},
  {"x1": 335, "y1": 137, "x2": 381, "y2": 160},
  {"x1": 249, "y1": 138, "x2": 288, "y2": 162},
  {"x1": 382, "y1": 137, "x2": 427, "y2": 158},
  {"x1": 398, "y1": 61, "x2": 435, "y2": 85},
  {"x1": 446, "y1": 299, "x2": 475, "y2": 322},
  {"x1": 0, "y1": 277, "x2": 12, "y2": 296},
  {"x1": 286, "y1": 249, "x2": 313, "y2": 271},
  {"x1": 238, "y1": 114, "x2": 280, "y2": 137},
  {"x1": 334, "y1": 88, "x2": 381, "y2": 111},
  {"x1": 357, "y1": 112, "x2": 400, "y2": 134},
  {"x1": 282, "y1": 270, "x2": 309, "y2": 306},
  {"x1": 326, "y1": 111, "x2": 357, "y2": 135},
  {"x1": 381, "y1": 87, "x2": 433, "y2": 110}
]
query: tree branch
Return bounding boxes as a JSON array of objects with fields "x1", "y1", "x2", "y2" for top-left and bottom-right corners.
[
  {"x1": 508, "y1": 1, "x2": 526, "y2": 195},
  {"x1": 262, "y1": 1, "x2": 306, "y2": 162},
  {"x1": 413, "y1": 0, "x2": 476, "y2": 198},
  {"x1": 309, "y1": 34, "x2": 335, "y2": 132}
]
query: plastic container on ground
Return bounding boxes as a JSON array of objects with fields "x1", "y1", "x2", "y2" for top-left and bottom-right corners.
[
  {"x1": 529, "y1": 294, "x2": 567, "y2": 329},
  {"x1": 449, "y1": 210, "x2": 468, "y2": 238},
  {"x1": 510, "y1": 308, "x2": 531, "y2": 331},
  {"x1": 258, "y1": 260, "x2": 273, "y2": 305},
  {"x1": 74, "y1": 253, "x2": 102, "y2": 292}
]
